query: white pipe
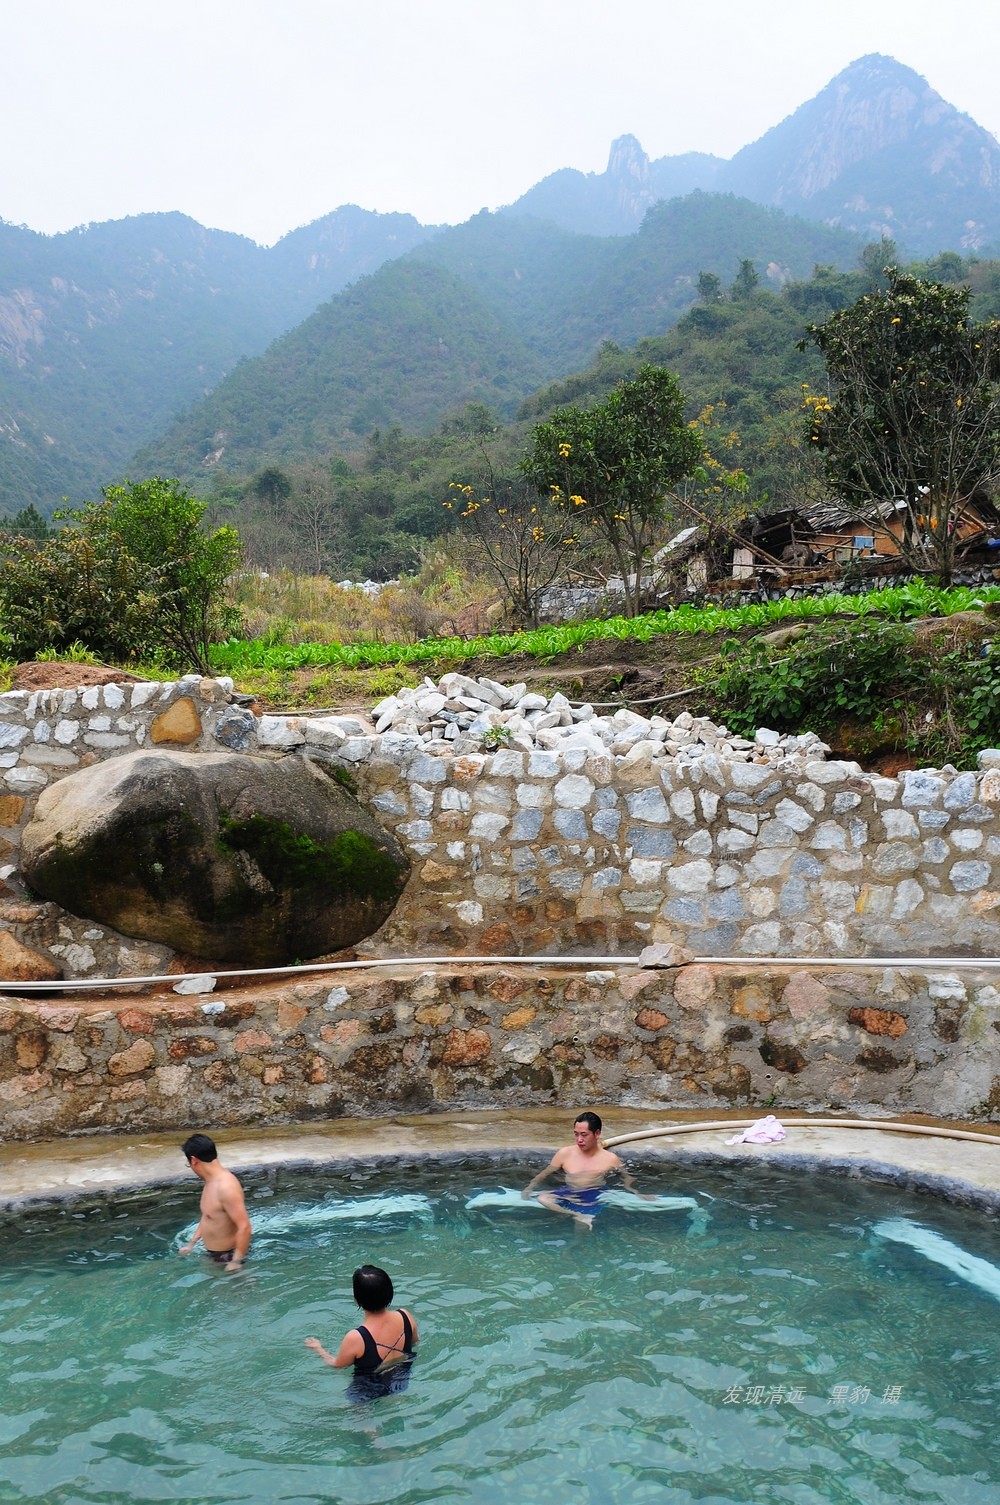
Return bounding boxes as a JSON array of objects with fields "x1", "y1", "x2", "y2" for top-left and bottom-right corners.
[
  {"x1": 605, "y1": 1118, "x2": 1000, "y2": 1149},
  {"x1": 0, "y1": 954, "x2": 643, "y2": 993},
  {"x1": 687, "y1": 956, "x2": 1000, "y2": 970},
  {"x1": 3, "y1": 952, "x2": 1000, "y2": 994}
]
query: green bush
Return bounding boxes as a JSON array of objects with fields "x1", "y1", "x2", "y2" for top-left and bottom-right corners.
[
  {"x1": 702, "y1": 621, "x2": 1000, "y2": 767},
  {"x1": 0, "y1": 478, "x2": 241, "y2": 672},
  {"x1": 701, "y1": 623, "x2": 923, "y2": 739}
]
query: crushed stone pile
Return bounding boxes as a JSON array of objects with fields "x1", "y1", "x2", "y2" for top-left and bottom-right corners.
[{"x1": 347, "y1": 673, "x2": 832, "y2": 769}]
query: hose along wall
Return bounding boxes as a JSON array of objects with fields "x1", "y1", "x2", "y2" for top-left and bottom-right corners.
[
  {"x1": 604, "y1": 1118, "x2": 1000, "y2": 1150},
  {"x1": 4, "y1": 952, "x2": 1000, "y2": 993}
]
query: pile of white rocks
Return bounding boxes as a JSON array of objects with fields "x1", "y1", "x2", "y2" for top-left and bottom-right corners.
[
  {"x1": 333, "y1": 578, "x2": 399, "y2": 597},
  {"x1": 358, "y1": 672, "x2": 830, "y2": 769}
]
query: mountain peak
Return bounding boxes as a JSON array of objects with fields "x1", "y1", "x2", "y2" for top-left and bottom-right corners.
[
  {"x1": 834, "y1": 53, "x2": 931, "y2": 83},
  {"x1": 606, "y1": 135, "x2": 650, "y2": 184},
  {"x1": 722, "y1": 53, "x2": 1000, "y2": 251}
]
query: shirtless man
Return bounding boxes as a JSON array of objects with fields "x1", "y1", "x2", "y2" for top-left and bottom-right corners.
[
  {"x1": 522, "y1": 1111, "x2": 632, "y2": 1229},
  {"x1": 178, "y1": 1133, "x2": 252, "y2": 1273}
]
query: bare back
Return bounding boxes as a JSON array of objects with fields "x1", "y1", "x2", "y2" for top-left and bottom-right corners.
[
  {"x1": 359, "y1": 1307, "x2": 418, "y2": 1363},
  {"x1": 199, "y1": 1166, "x2": 247, "y2": 1252}
]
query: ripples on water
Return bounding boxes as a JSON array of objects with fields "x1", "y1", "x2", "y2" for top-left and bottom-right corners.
[{"x1": 2, "y1": 1158, "x2": 999, "y2": 1505}]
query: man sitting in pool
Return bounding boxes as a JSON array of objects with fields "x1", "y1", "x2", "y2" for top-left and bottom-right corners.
[
  {"x1": 178, "y1": 1132, "x2": 252, "y2": 1273},
  {"x1": 521, "y1": 1111, "x2": 635, "y2": 1228}
]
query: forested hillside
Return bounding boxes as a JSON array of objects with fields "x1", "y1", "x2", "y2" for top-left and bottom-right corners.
[
  {"x1": 139, "y1": 195, "x2": 859, "y2": 484},
  {"x1": 424, "y1": 194, "x2": 861, "y2": 358},
  {"x1": 200, "y1": 250, "x2": 1000, "y2": 581},
  {"x1": 139, "y1": 258, "x2": 549, "y2": 479},
  {"x1": 0, "y1": 208, "x2": 435, "y2": 509}
]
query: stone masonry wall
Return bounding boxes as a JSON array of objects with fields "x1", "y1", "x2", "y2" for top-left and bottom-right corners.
[
  {"x1": 2, "y1": 961, "x2": 999, "y2": 1141},
  {"x1": 2, "y1": 674, "x2": 1000, "y2": 976},
  {"x1": 346, "y1": 740, "x2": 1000, "y2": 961}
]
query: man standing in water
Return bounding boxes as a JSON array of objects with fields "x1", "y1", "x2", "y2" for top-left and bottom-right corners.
[
  {"x1": 179, "y1": 1133, "x2": 252, "y2": 1272},
  {"x1": 522, "y1": 1111, "x2": 631, "y2": 1228}
]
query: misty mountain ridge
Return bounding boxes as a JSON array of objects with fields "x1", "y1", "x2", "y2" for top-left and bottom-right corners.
[
  {"x1": 504, "y1": 56, "x2": 1000, "y2": 254},
  {"x1": 1, "y1": 52, "x2": 998, "y2": 510},
  {"x1": 502, "y1": 133, "x2": 726, "y2": 238},
  {"x1": 0, "y1": 205, "x2": 438, "y2": 506},
  {"x1": 135, "y1": 193, "x2": 857, "y2": 482}
]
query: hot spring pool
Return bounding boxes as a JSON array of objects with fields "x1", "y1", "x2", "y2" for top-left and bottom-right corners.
[{"x1": 2, "y1": 1155, "x2": 999, "y2": 1505}]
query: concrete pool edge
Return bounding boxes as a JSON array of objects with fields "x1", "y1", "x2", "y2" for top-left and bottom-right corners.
[{"x1": 2, "y1": 1107, "x2": 999, "y2": 1213}]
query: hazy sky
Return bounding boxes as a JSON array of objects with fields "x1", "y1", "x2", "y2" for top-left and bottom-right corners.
[{"x1": 4, "y1": 0, "x2": 998, "y2": 246}]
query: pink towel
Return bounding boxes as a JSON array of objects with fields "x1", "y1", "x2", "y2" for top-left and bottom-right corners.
[{"x1": 726, "y1": 1114, "x2": 787, "y2": 1145}]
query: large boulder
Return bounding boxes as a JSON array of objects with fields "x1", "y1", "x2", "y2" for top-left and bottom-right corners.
[{"x1": 20, "y1": 750, "x2": 410, "y2": 966}]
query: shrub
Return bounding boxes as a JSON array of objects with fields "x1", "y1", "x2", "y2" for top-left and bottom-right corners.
[
  {"x1": 0, "y1": 478, "x2": 241, "y2": 672},
  {"x1": 700, "y1": 623, "x2": 923, "y2": 739}
]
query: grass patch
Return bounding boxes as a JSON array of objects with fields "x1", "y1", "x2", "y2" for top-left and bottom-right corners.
[{"x1": 232, "y1": 664, "x2": 425, "y2": 711}]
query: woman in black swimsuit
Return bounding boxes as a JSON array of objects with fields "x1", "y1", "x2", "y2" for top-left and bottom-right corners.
[{"x1": 305, "y1": 1265, "x2": 418, "y2": 1398}]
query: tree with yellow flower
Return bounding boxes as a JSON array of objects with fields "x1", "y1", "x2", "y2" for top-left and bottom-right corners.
[
  {"x1": 522, "y1": 365, "x2": 704, "y2": 616},
  {"x1": 802, "y1": 268, "x2": 1000, "y2": 582},
  {"x1": 444, "y1": 462, "x2": 582, "y2": 627}
]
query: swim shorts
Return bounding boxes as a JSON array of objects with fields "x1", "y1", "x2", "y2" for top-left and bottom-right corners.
[{"x1": 552, "y1": 1186, "x2": 603, "y2": 1215}]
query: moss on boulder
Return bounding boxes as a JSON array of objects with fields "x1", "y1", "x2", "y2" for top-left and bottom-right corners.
[{"x1": 20, "y1": 750, "x2": 409, "y2": 965}]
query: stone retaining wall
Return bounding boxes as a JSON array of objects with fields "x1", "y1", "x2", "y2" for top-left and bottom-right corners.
[
  {"x1": 346, "y1": 741, "x2": 1000, "y2": 961},
  {"x1": 3, "y1": 675, "x2": 1000, "y2": 974},
  {"x1": 2, "y1": 962, "x2": 998, "y2": 1140}
]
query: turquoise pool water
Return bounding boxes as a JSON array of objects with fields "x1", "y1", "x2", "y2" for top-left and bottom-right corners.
[{"x1": 2, "y1": 1157, "x2": 999, "y2": 1505}]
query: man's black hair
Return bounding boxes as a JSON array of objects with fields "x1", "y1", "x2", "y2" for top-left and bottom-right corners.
[
  {"x1": 182, "y1": 1133, "x2": 218, "y2": 1163},
  {"x1": 574, "y1": 1111, "x2": 603, "y2": 1134},
  {"x1": 353, "y1": 1265, "x2": 394, "y2": 1311}
]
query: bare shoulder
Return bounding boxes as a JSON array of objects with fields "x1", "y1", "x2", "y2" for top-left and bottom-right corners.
[
  {"x1": 331, "y1": 1326, "x2": 366, "y2": 1367},
  {"x1": 218, "y1": 1168, "x2": 250, "y2": 1216}
]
